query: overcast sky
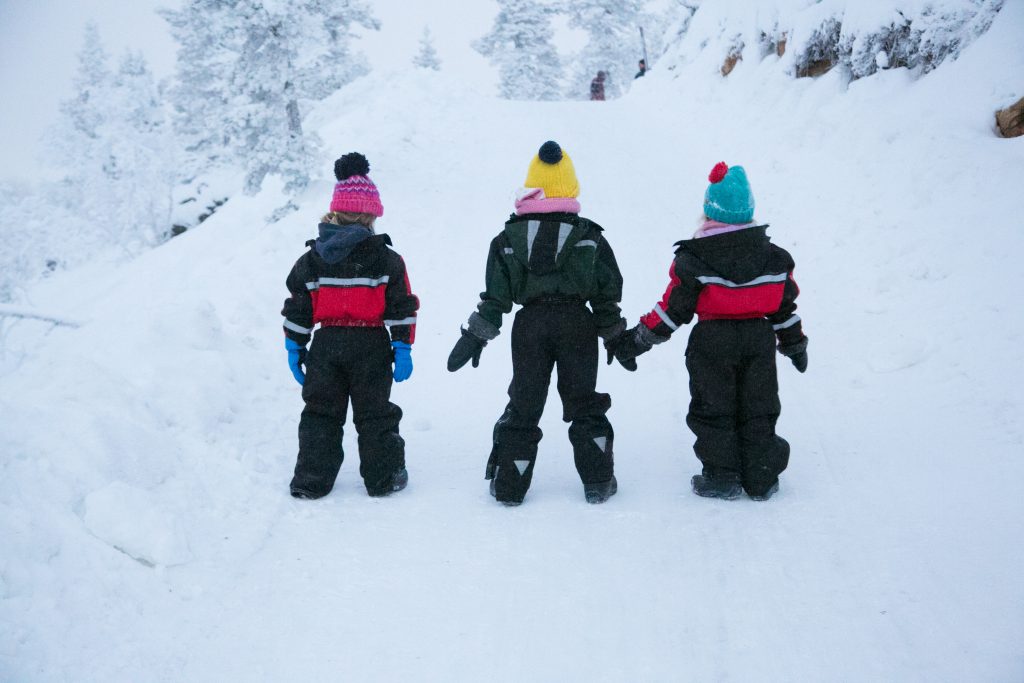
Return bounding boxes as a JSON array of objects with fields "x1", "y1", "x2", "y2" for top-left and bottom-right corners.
[{"x1": 0, "y1": 0, "x2": 504, "y2": 181}]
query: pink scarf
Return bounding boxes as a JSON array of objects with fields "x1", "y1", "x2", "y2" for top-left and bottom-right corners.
[
  {"x1": 514, "y1": 187, "x2": 581, "y2": 215},
  {"x1": 693, "y1": 219, "x2": 758, "y2": 238}
]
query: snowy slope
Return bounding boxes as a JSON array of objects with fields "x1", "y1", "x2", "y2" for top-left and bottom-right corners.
[{"x1": 3, "y1": 4, "x2": 1024, "y2": 681}]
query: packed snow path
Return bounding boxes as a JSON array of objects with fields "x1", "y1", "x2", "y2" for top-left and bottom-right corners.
[{"x1": 3, "y1": 8, "x2": 1024, "y2": 681}]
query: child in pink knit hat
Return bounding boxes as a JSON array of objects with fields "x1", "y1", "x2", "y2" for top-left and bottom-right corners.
[{"x1": 281, "y1": 152, "x2": 419, "y2": 499}]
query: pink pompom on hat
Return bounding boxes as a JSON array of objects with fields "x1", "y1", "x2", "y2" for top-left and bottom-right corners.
[{"x1": 330, "y1": 152, "x2": 383, "y2": 217}]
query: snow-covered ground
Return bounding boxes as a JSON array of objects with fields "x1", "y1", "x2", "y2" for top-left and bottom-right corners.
[{"x1": 3, "y1": 3, "x2": 1024, "y2": 681}]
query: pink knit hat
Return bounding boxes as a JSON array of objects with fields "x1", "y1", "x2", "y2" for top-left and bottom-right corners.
[{"x1": 330, "y1": 152, "x2": 383, "y2": 217}]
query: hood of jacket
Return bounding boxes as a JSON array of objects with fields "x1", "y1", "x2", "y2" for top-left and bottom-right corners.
[
  {"x1": 314, "y1": 223, "x2": 373, "y2": 264},
  {"x1": 675, "y1": 224, "x2": 772, "y2": 283},
  {"x1": 503, "y1": 212, "x2": 590, "y2": 275}
]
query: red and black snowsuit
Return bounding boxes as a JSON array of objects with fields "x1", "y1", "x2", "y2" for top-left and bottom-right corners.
[
  {"x1": 640, "y1": 224, "x2": 806, "y2": 495},
  {"x1": 282, "y1": 226, "x2": 419, "y2": 496}
]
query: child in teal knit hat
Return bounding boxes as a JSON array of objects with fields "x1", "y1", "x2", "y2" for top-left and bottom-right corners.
[{"x1": 606, "y1": 162, "x2": 809, "y2": 501}]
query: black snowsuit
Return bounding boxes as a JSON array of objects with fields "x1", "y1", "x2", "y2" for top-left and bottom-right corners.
[
  {"x1": 639, "y1": 225, "x2": 807, "y2": 496},
  {"x1": 282, "y1": 227, "x2": 419, "y2": 496},
  {"x1": 471, "y1": 213, "x2": 626, "y2": 502}
]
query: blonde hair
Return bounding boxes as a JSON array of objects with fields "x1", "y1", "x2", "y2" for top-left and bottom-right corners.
[{"x1": 321, "y1": 211, "x2": 376, "y2": 230}]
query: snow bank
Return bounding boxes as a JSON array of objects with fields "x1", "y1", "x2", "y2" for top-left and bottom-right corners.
[{"x1": 83, "y1": 482, "x2": 193, "y2": 567}]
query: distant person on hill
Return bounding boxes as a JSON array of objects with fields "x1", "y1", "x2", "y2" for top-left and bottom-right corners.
[
  {"x1": 606, "y1": 162, "x2": 808, "y2": 502},
  {"x1": 589, "y1": 71, "x2": 606, "y2": 100},
  {"x1": 281, "y1": 152, "x2": 419, "y2": 500},
  {"x1": 635, "y1": 59, "x2": 647, "y2": 78},
  {"x1": 447, "y1": 141, "x2": 629, "y2": 506}
]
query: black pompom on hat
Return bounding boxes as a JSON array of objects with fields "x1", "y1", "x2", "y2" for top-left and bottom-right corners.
[
  {"x1": 335, "y1": 152, "x2": 370, "y2": 181},
  {"x1": 538, "y1": 141, "x2": 563, "y2": 164},
  {"x1": 524, "y1": 140, "x2": 578, "y2": 198}
]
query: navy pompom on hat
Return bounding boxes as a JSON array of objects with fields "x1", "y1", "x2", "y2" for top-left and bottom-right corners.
[{"x1": 524, "y1": 141, "x2": 579, "y2": 198}]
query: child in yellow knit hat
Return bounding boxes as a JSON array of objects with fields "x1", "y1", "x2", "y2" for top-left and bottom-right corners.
[{"x1": 447, "y1": 141, "x2": 630, "y2": 506}]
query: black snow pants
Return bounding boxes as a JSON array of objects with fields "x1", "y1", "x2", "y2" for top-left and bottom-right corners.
[
  {"x1": 685, "y1": 318, "x2": 789, "y2": 496},
  {"x1": 291, "y1": 327, "x2": 405, "y2": 496},
  {"x1": 487, "y1": 301, "x2": 615, "y2": 502}
]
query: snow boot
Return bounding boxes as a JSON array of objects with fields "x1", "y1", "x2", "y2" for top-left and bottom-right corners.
[
  {"x1": 487, "y1": 458, "x2": 532, "y2": 506},
  {"x1": 366, "y1": 467, "x2": 408, "y2": 497},
  {"x1": 691, "y1": 470, "x2": 743, "y2": 500},
  {"x1": 747, "y1": 480, "x2": 779, "y2": 501},
  {"x1": 290, "y1": 487, "x2": 328, "y2": 500},
  {"x1": 489, "y1": 476, "x2": 523, "y2": 507},
  {"x1": 584, "y1": 475, "x2": 618, "y2": 504}
]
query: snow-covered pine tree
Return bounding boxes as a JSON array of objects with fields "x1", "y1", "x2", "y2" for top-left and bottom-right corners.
[
  {"x1": 50, "y1": 22, "x2": 112, "y2": 230},
  {"x1": 1, "y1": 26, "x2": 112, "y2": 301},
  {"x1": 474, "y1": 0, "x2": 563, "y2": 101},
  {"x1": 46, "y1": 26, "x2": 176, "y2": 251},
  {"x1": 57, "y1": 23, "x2": 110, "y2": 155},
  {"x1": 413, "y1": 27, "x2": 442, "y2": 71},
  {"x1": 102, "y1": 51, "x2": 177, "y2": 245},
  {"x1": 566, "y1": 0, "x2": 644, "y2": 100},
  {"x1": 162, "y1": 0, "x2": 380, "y2": 195},
  {"x1": 159, "y1": 2, "x2": 234, "y2": 182},
  {"x1": 644, "y1": 1, "x2": 699, "y2": 66}
]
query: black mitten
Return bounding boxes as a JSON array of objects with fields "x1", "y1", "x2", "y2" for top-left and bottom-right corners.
[
  {"x1": 603, "y1": 330, "x2": 639, "y2": 371},
  {"x1": 605, "y1": 324, "x2": 667, "y2": 370},
  {"x1": 778, "y1": 338, "x2": 808, "y2": 373},
  {"x1": 789, "y1": 350, "x2": 808, "y2": 373},
  {"x1": 447, "y1": 329, "x2": 487, "y2": 371}
]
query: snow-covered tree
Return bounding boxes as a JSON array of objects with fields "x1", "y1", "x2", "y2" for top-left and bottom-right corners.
[
  {"x1": 101, "y1": 51, "x2": 177, "y2": 245},
  {"x1": 0, "y1": 181, "x2": 46, "y2": 303},
  {"x1": 413, "y1": 27, "x2": 442, "y2": 71},
  {"x1": 645, "y1": 1, "x2": 699, "y2": 65},
  {"x1": 159, "y1": 3, "x2": 234, "y2": 182},
  {"x1": 57, "y1": 23, "x2": 110, "y2": 150},
  {"x1": 474, "y1": 0, "x2": 563, "y2": 101},
  {"x1": 46, "y1": 26, "x2": 176, "y2": 251},
  {"x1": 49, "y1": 23, "x2": 114, "y2": 229},
  {"x1": 566, "y1": 0, "x2": 644, "y2": 100},
  {"x1": 162, "y1": 0, "x2": 380, "y2": 195}
]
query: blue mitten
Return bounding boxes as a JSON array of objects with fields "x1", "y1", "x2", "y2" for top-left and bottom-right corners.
[
  {"x1": 392, "y1": 341, "x2": 413, "y2": 382},
  {"x1": 285, "y1": 338, "x2": 306, "y2": 386}
]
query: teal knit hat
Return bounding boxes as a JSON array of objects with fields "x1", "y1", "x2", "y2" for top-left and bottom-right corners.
[{"x1": 704, "y1": 162, "x2": 755, "y2": 224}]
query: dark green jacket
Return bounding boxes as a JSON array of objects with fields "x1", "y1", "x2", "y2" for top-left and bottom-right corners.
[{"x1": 474, "y1": 212, "x2": 625, "y2": 336}]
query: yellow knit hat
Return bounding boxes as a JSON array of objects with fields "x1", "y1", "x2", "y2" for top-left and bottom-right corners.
[{"x1": 524, "y1": 141, "x2": 579, "y2": 198}]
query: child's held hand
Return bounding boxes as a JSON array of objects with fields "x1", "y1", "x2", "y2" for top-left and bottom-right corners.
[{"x1": 604, "y1": 334, "x2": 638, "y2": 372}]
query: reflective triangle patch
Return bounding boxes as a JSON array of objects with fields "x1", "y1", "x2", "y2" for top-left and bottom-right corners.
[
  {"x1": 514, "y1": 459, "x2": 530, "y2": 475},
  {"x1": 593, "y1": 436, "x2": 608, "y2": 453}
]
